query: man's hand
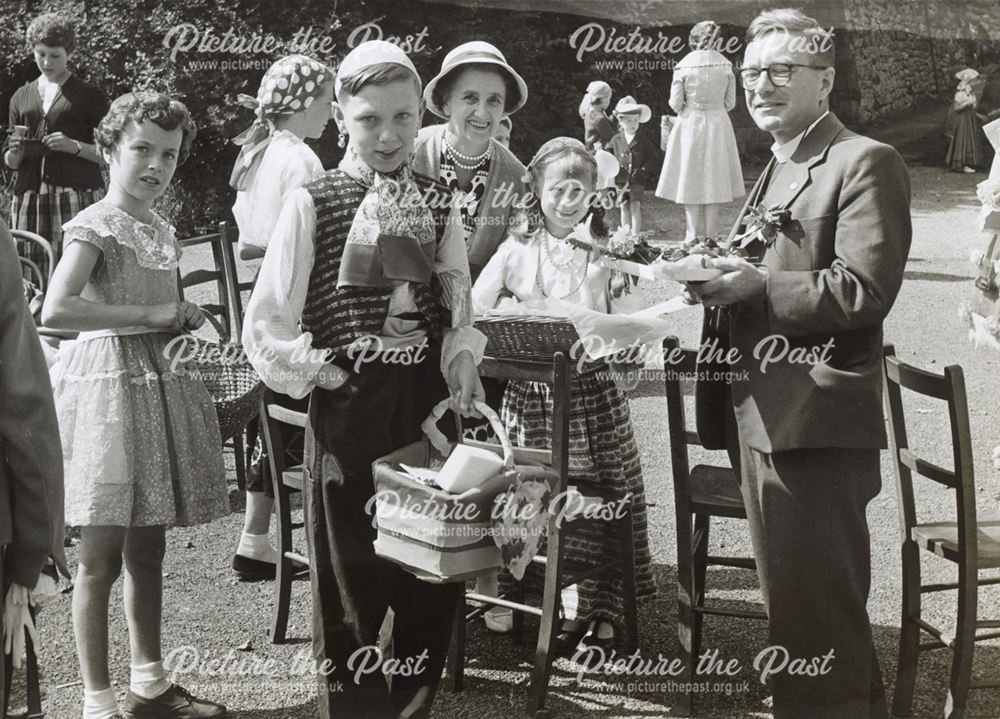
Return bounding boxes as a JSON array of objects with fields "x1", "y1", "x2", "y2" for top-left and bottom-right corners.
[
  {"x1": 693, "y1": 257, "x2": 768, "y2": 308},
  {"x1": 3, "y1": 583, "x2": 37, "y2": 669},
  {"x1": 445, "y1": 350, "x2": 484, "y2": 417}
]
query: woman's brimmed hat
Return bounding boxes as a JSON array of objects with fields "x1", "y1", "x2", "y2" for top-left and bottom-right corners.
[
  {"x1": 614, "y1": 96, "x2": 652, "y2": 123},
  {"x1": 424, "y1": 41, "x2": 528, "y2": 119}
]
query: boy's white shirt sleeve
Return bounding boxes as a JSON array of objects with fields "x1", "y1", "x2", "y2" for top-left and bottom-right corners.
[
  {"x1": 242, "y1": 187, "x2": 327, "y2": 399},
  {"x1": 436, "y1": 203, "x2": 487, "y2": 373}
]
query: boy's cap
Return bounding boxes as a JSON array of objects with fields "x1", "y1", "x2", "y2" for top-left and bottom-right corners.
[
  {"x1": 335, "y1": 40, "x2": 421, "y2": 97},
  {"x1": 424, "y1": 41, "x2": 528, "y2": 118},
  {"x1": 614, "y1": 96, "x2": 651, "y2": 123}
]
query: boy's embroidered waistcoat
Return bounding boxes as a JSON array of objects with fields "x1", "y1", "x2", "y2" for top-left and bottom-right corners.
[{"x1": 301, "y1": 169, "x2": 451, "y2": 356}]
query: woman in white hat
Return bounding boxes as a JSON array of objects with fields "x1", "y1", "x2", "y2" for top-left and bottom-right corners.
[
  {"x1": 413, "y1": 41, "x2": 528, "y2": 279},
  {"x1": 655, "y1": 20, "x2": 744, "y2": 240}
]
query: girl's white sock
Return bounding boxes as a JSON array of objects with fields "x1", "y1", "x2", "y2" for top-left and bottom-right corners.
[
  {"x1": 82, "y1": 686, "x2": 119, "y2": 719},
  {"x1": 237, "y1": 531, "x2": 278, "y2": 563},
  {"x1": 129, "y1": 660, "x2": 170, "y2": 699}
]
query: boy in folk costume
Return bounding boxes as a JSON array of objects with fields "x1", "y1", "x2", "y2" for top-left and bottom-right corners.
[{"x1": 242, "y1": 41, "x2": 485, "y2": 719}]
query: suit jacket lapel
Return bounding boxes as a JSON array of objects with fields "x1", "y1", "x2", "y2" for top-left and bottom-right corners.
[{"x1": 764, "y1": 113, "x2": 847, "y2": 210}]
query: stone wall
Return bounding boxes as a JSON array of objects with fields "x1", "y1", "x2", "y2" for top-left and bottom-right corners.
[{"x1": 832, "y1": 0, "x2": 1000, "y2": 125}]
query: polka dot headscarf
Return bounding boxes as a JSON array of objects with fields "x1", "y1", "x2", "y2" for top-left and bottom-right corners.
[
  {"x1": 230, "y1": 54, "x2": 332, "y2": 191},
  {"x1": 254, "y1": 54, "x2": 330, "y2": 118}
]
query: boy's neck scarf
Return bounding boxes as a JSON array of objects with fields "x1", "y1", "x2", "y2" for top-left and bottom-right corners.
[{"x1": 336, "y1": 146, "x2": 437, "y2": 289}]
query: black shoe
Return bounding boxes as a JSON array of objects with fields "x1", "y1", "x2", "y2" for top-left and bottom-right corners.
[
  {"x1": 122, "y1": 684, "x2": 226, "y2": 718},
  {"x1": 232, "y1": 553, "x2": 307, "y2": 580},
  {"x1": 232, "y1": 553, "x2": 276, "y2": 580},
  {"x1": 553, "y1": 620, "x2": 589, "y2": 657}
]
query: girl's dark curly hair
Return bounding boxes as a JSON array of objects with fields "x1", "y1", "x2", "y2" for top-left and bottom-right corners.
[
  {"x1": 95, "y1": 92, "x2": 197, "y2": 165},
  {"x1": 510, "y1": 137, "x2": 607, "y2": 243}
]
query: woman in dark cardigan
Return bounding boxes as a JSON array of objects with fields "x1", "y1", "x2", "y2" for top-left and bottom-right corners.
[{"x1": 3, "y1": 12, "x2": 108, "y2": 274}]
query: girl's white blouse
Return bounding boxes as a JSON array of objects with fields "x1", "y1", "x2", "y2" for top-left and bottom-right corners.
[
  {"x1": 472, "y1": 232, "x2": 646, "y2": 315},
  {"x1": 232, "y1": 130, "x2": 324, "y2": 255}
]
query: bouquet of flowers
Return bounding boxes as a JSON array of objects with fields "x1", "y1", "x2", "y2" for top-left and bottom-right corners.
[{"x1": 601, "y1": 225, "x2": 663, "y2": 295}]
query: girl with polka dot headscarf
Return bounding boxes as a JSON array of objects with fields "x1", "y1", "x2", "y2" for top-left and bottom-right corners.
[
  {"x1": 230, "y1": 54, "x2": 333, "y2": 258},
  {"x1": 228, "y1": 55, "x2": 333, "y2": 584}
]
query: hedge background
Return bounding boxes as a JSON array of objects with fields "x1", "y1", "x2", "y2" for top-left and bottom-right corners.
[
  {"x1": 0, "y1": 0, "x2": 703, "y2": 235},
  {"x1": 0, "y1": 0, "x2": 991, "y2": 235}
]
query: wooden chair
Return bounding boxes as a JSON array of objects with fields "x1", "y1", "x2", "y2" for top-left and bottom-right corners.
[
  {"x1": 258, "y1": 388, "x2": 310, "y2": 643},
  {"x1": 447, "y1": 352, "x2": 639, "y2": 715},
  {"x1": 884, "y1": 346, "x2": 1000, "y2": 719},
  {"x1": 662, "y1": 337, "x2": 766, "y2": 717},
  {"x1": 11, "y1": 229, "x2": 55, "y2": 290},
  {"x1": 176, "y1": 222, "x2": 250, "y2": 489}
]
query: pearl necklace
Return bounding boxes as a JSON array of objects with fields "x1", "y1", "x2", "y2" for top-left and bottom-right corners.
[
  {"x1": 444, "y1": 134, "x2": 491, "y2": 171},
  {"x1": 536, "y1": 234, "x2": 589, "y2": 300}
]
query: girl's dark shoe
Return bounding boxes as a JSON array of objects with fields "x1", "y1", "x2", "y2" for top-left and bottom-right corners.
[
  {"x1": 121, "y1": 684, "x2": 226, "y2": 718},
  {"x1": 553, "y1": 619, "x2": 589, "y2": 656}
]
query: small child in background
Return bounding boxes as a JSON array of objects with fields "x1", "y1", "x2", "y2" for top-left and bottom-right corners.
[
  {"x1": 42, "y1": 92, "x2": 228, "y2": 719},
  {"x1": 494, "y1": 115, "x2": 512, "y2": 148},
  {"x1": 607, "y1": 96, "x2": 659, "y2": 232},
  {"x1": 579, "y1": 80, "x2": 617, "y2": 153},
  {"x1": 472, "y1": 137, "x2": 655, "y2": 653},
  {"x1": 946, "y1": 68, "x2": 987, "y2": 173}
]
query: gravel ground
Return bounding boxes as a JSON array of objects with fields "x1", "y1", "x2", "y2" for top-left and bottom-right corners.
[{"x1": 9, "y1": 155, "x2": 1000, "y2": 718}]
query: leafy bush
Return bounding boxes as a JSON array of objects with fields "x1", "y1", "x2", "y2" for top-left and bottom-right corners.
[{"x1": 0, "y1": 1, "x2": 709, "y2": 233}]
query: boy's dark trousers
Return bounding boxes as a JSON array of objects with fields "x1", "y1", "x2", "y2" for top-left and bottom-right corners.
[{"x1": 304, "y1": 349, "x2": 461, "y2": 719}]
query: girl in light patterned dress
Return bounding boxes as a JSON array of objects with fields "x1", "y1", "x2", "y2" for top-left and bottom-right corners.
[
  {"x1": 43, "y1": 93, "x2": 227, "y2": 719},
  {"x1": 472, "y1": 137, "x2": 656, "y2": 655}
]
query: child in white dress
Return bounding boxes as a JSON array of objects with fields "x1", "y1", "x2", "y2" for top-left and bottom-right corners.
[
  {"x1": 472, "y1": 137, "x2": 655, "y2": 653},
  {"x1": 43, "y1": 92, "x2": 228, "y2": 719}
]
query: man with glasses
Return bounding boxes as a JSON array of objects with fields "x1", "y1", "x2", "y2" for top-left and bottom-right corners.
[{"x1": 694, "y1": 8, "x2": 910, "y2": 718}]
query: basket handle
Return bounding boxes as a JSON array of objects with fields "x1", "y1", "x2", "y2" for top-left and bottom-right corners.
[
  {"x1": 195, "y1": 308, "x2": 229, "y2": 342},
  {"x1": 420, "y1": 398, "x2": 514, "y2": 470}
]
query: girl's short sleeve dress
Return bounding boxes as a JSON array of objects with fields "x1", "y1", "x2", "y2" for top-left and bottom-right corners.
[{"x1": 53, "y1": 200, "x2": 230, "y2": 528}]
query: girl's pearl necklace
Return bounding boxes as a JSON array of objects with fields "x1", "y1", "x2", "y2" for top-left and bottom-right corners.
[
  {"x1": 444, "y1": 133, "x2": 491, "y2": 170},
  {"x1": 536, "y1": 233, "x2": 589, "y2": 300}
]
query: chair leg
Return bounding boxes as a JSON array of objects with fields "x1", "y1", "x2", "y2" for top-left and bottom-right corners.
[
  {"x1": 618, "y1": 511, "x2": 638, "y2": 653},
  {"x1": 892, "y1": 542, "x2": 922, "y2": 718},
  {"x1": 691, "y1": 512, "x2": 710, "y2": 662},
  {"x1": 234, "y1": 432, "x2": 247, "y2": 493},
  {"x1": 512, "y1": 580, "x2": 526, "y2": 645},
  {"x1": 269, "y1": 477, "x2": 292, "y2": 644},
  {"x1": 447, "y1": 590, "x2": 466, "y2": 692},
  {"x1": 528, "y1": 518, "x2": 565, "y2": 715},
  {"x1": 675, "y1": 511, "x2": 696, "y2": 718},
  {"x1": 944, "y1": 565, "x2": 977, "y2": 719}
]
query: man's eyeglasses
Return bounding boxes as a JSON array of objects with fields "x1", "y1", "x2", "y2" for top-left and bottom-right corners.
[{"x1": 738, "y1": 63, "x2": 829, "y2": 88}]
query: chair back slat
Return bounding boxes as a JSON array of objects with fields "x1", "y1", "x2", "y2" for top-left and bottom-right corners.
[
  {"x1": 11, "y1": 229, "x2": 56, "y2": 289},
  {"x1": 175, "y1": 223, "x2": 242, "y2": 342},
  {"x1": 899, "y1": 449, "x2": 958, "y2": 489},
  {"x1": 268, "y1": 402, "x2": 307, "y2": 428},
  {"x1": 479, "y1": 356, "x2": 557, "y2": 384},
  {"x1": 882, "y1": 347, "x2": 978, "y2": 565},
  {"x1": 885, "y1": 355, "x2": 950, "y2": 400}
]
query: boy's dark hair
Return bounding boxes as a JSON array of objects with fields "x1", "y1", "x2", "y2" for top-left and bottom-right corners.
[
  {"x1": 336, "y1": 62, "x2": 421, "y2": 102},
  {"x1": 431, "y1": 63, "x2": 521, "y2": 115},
  {"x1": 95, "y1": 92, "x2": 197, "y2": 165},
  {"x1": 26, "y1": 12, "x2": 76, "y2": 53}
]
